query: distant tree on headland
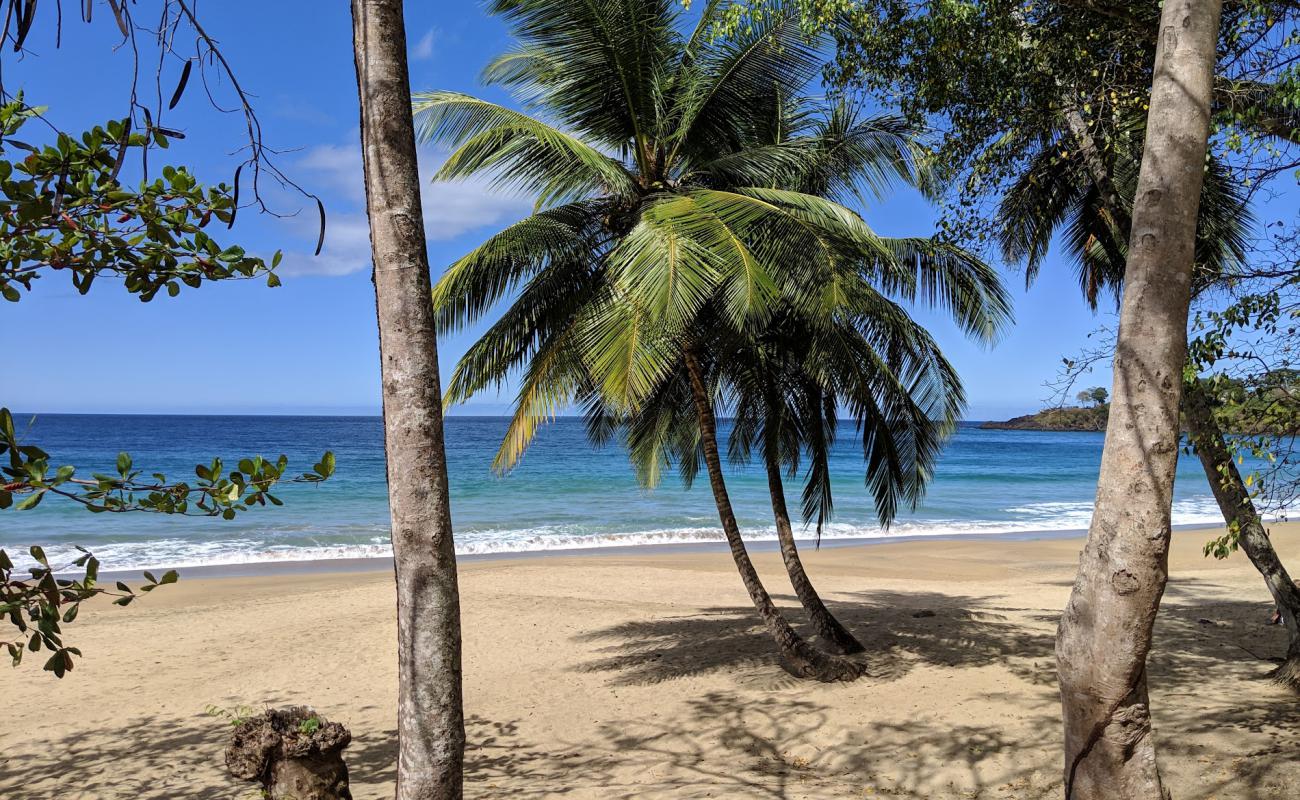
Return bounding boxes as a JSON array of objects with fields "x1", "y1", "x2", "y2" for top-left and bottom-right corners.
[{"x1": 1075, "y1": 387, "x2": 1109, "y2": 407}]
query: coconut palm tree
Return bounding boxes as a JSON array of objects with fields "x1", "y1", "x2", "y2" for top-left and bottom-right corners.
[
  {"x1": 623, "y1": 299, "x2": 967, "y2": 656},
  {"x1": 416, "y1": 0, "x2": 1009, "y2": 680},
  {"x1": 617, "y1": 102, "x2": 981, "y2": 656},
  {"x1": 998, "y1": 113, "x2": 1300, "y2": 689}
]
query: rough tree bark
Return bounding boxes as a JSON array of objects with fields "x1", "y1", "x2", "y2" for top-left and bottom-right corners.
[
  {"x1": 1054, "y1": 0, "x2": 1223, "y2": 796},
  {"x1": 1066, "y1": 69, "x2": 1300, "y2": 694},
  {"x1": 1183, "y1": 378, "x2": 1300, "y2": 689},
  {"x1": 683, "y1": 350, "x2": 862, "y2": 682},
  {"x1": 351, "y1": 2, "x2": 465, "y2": 798},
  {"x1": 760, "y1": 418, "x2": 864, "y2": 655}
]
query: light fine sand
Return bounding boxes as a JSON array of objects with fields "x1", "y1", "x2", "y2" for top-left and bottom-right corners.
[{"x1": 3, "y1": 527, "x2": 1299, "y2": 799}]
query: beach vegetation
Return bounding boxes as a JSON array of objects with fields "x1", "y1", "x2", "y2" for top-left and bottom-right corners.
[
  {"x1": 0, "y1": 406, "x2": 334, "y2": 677},
  {"x1": 961, "y1": 0, "x2": 1300, "y2": 693},
  {"x1": 732, "y1": 0, "x2": 1287, "y2": 789},
  {"x1": 0, "y1": 99, "x2": 282, "y2": 302},
  {"x1": 0, "y1": 101, "x2": 335, "y2": 678},
  {"x1": 618, "y1": 101, "x2": 994, "y2": 658},
  {"x1": 1048, "y1": 0, "x2": 1224, "y2": 789},
  {"x1": 765, "y1": 0, "x2": 1296, "y2": 784},
  {"x1": 418, "y1": 0, "x2": 1007, "y2": 681}
]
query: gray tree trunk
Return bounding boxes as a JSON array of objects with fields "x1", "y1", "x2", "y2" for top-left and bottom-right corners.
[
  {"x1": 1054, "y1": 0, "x2": 1223, "y2": 796},
  {"x1": 683, "y1": 351, "x2": 861, "y2": 682},
  {"x1": 760, "y1": 425, "x2": 864, "y2": 655},
  {"x1": 1182, "y1": 378, "x2": 1300, "y2": 689},
  {"x1": 1065, "y1": 65, "x2": 1300, "y2": 693},
  {"x1": 350, "y1": 2, "x2": 464, "y2": 798}
]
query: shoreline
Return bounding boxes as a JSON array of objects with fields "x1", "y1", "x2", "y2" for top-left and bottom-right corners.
[{"x1": 94, "y1": 520, "x2": 1233, "y2": 581}]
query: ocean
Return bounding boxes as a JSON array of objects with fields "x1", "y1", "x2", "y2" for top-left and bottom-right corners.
[{"x1": 0, "y1": 414, "x2": 1231, "y2": 571}]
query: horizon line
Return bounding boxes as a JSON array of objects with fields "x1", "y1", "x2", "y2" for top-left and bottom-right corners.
[{"x1": 8, "y1": 410, "x2": 1011, "y2": 423}]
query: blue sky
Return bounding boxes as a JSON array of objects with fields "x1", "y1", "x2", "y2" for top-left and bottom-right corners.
[{"x1": 4, "y1": 3, "x2": 1139, "y2": 420}]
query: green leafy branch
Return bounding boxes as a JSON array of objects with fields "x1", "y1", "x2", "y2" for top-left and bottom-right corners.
[
  {"x1": 0, "y1": 408, "x2": 336, "y2": 677},
  {"x1": 0, "y1": 545, "x2": 176, "y2": 677},
  {"x1": 1, "y1": 409, "x2": 335, "y2": 517},
  {"x1": 0, "y1": 97, "x2": 285, "y2": 303}
]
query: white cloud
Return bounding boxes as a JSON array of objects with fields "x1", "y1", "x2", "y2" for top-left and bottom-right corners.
[
  {"x1": 411, "y1": 28, "x2": 439, "y2": 61},
  {"x1": 298, "y1": 143, "x2": 366, "y2": 202},
  {"x1": 277, "y1": 136, "x2": 530, "y2": 277},
  {"x1": 278, "y1": 212, "x2": 373, "y2": 277}
]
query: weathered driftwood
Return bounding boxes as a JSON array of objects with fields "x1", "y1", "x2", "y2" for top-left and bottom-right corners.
[{"x1": 225, "y1": 706, "x2": 352, "y2": 800}]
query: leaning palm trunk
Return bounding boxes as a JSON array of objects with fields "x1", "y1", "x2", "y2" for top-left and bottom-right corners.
[
  {"x1": 351, "y1": 1, "x2": 464, "y2": 797},
  {"x1": 1054, "y1": 0, "x2": 1223, "y2": 796},
  {"x1": 684, "y1": 351, "x2": 861, "y2": 681},
  {"x1": 761, "y1": 438, "x2": 864, "y2": 655},
  {"x1": 1183, "y1": 378, "x2": 1300, "y2": 689}
]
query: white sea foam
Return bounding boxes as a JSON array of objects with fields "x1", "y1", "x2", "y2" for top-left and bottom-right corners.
[{"x1": 18, "y1": 493, "x2": 1233, "y2": 573}]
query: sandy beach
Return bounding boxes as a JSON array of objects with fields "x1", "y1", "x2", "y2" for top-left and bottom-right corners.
[{"x1": 3, "y1": 526, "x2": 1299, "y2": 799}]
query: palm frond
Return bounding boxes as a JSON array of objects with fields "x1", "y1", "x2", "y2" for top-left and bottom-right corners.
[
  {"x1": 667, "y1": 10, "x2": 823, "y2": 165},
  {"x1": 431, "y1": 200, "x2": 606, "y2": 332},
  {"x1": 484, "y1": 0, "x2": 682, "y2": 161},
  {"x1": 875, "y1": 238, "x2": 1013, "y2": 344},
  {"x1": 413, "y1": 91, "x2": 638, "y2": 205}
]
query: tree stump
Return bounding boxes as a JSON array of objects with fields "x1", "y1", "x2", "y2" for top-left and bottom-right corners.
[{"x1": 225, "y1": 706, "x2": 353, "y2": 800}]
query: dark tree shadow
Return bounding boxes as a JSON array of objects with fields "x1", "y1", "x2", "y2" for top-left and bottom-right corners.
[
  {"x1": 575, "y1": 589, "x2": 1056, "y2": 688},
  {"x1": 0, "y1": 704, "x2": 616, "y2": 800},
  {"x1": 570, "y1": 579, "x2": 1299, "y2": 799},
  {"x1": 586, "y1": 690, "x2": 1061, "y2": 799},
  {"x1": 345, "y1": 713, "x2": 619, "y2": 799},
  {"x1": 3, "y1": 582, "x2": 1296, "y2": 799}
]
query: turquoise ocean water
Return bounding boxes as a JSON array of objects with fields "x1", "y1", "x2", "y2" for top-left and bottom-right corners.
[{"x1": 0, "y1": 414, "x2": 1232, "y2": 571}]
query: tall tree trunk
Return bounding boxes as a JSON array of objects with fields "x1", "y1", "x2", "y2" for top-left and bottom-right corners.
[
  {"x1": 1054, "y1": 0, "x2": 1222, "y2": 796},
  {"x1": 683, "y1": 350, "x2": 861, "y2": 682},
  {"x1": 1066, "y1": 64, "x2": 1300, "y2": 692},
  {"x1": 351, "y1": 3, "x2": 464, "y2": 798},
  {"x1": 1183, "y1": 378, "x2": 1300, "y2": 689},
  {"x1": 760, "y1": 425, "x2": 864, "y2": 655}
]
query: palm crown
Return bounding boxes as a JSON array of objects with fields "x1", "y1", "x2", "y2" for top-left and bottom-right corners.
[{"x1": 416, "y1": 0, "x2": 1011, "y2": 499}]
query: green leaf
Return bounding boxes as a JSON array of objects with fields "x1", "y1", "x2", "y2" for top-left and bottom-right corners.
[
  {"x1": 14, "y1": 491, "x2": 44, "y2": 511},
  {"x1": 315, "y1": 452, "x2": 336, "y2": 478}
]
